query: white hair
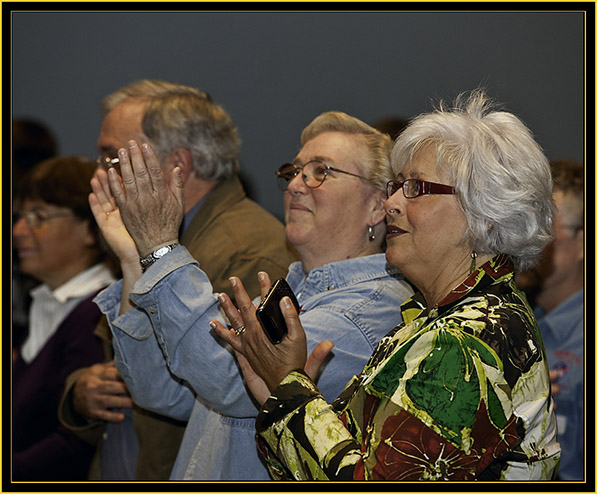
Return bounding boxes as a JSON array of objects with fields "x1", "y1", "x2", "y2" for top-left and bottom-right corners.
[{"x1": 391, "y1": 89, "x2": 554, "y2": 271}]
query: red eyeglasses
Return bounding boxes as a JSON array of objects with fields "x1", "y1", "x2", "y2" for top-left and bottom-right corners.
[{"x1": 386, "y1": 179, "x2": 455, "y2": 199}]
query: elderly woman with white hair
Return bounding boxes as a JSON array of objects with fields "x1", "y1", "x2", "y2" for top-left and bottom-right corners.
[{"x1": 214, "y1": 89, "x2": 561, "y2": 481}]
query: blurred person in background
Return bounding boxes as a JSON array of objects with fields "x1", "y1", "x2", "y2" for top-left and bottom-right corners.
[
  {"x1": 517, "y1": 159, "x2": 584, "y2": 481},
  {"x1": 12, "y1": 156, "x2": 115, "y2": 480},
  {"x1": 12, "y1": 118, "x2": 59, "y2": 353},
  {"x1": 12, "y1": 118, "x2": 59, "y2": 189},
  {"x1": 372, "y1": 116, "x2": 410, "y2": 142}
]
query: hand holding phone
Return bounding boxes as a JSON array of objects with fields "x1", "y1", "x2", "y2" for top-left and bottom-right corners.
[{"x1": 256, "y1": 278, "x2": 300, "y2": 344}]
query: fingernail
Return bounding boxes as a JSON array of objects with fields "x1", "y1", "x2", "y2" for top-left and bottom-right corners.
[
  {"x1": 229, "y1": 277, "x2": 237, "y2": 287},
  {"x1": 281, "y1": 297, "x2": 292, "y2": 308},
  {"x1": 218, "y1": 293, "x2": 226, "y2": 304},
  {"x1": 258, "y1": 272, "x2": 266, "y2": 281},
  {"x1": 209, "y1": 321, "x2": 217, "y2": 329},
  {"x1": 141, "y1": 143, "x2": 149, "y2": 152},
  {"x1": 128, "y1": 140, "x2": 137, "y2": 148}
]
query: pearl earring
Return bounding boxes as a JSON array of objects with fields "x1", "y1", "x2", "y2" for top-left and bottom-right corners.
[{"x1": 469, "y1": 251, "x2": 478, "y2": 274}]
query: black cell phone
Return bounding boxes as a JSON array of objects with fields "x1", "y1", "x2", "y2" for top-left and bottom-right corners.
[{"x1": 256, "y1": 278, "x2": 300, "y2": 344}]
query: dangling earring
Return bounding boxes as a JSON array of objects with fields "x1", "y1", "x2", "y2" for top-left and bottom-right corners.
[
  {"x1": 368, "y1": 225, "x2": 375, "y2": 242},
  {"x1": 469, "y1": 250, "x2": 477, "y2": 274}
]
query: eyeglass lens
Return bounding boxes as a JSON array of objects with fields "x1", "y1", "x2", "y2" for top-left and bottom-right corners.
[
  {"x1": 385, "y1": 180, "x2": 424, "y2": 198},
  {"x1": 97, "y1": 156, "x2": 120, "y2": 171},
  {"x1": 386, "y1": 179, "x2": 455, "y2": 199},
  {"x1": 276, "y1": 161, "x2": 328, "y2": 190},
  {"x1": 14, "y1": 210, "x2": 72, "y2": 228},
  {"x1": 386, "y1": 180, "x2": 402, "y2": 198}
]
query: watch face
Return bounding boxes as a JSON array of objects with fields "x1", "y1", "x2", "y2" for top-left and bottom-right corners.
[{"x1": 154, "y1": 246, "x2": 170, "y2": 258}]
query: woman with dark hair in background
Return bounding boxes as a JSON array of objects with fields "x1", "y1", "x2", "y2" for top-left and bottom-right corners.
[{"x1": 12, "y1": 156, "x2": 115, "y2": 480}]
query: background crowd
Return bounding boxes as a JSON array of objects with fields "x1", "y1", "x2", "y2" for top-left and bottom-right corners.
[{"x1": 11, "y1": 80, "x2": 585, "y2": 483}]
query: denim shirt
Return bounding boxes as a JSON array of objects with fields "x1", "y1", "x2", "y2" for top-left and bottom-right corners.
[
  {"x1": 95, "y1": 247, "x2": 413, "y2": 480},
  {"x1": 534, "y1": 290, "x2": 584, "y2": 481}
]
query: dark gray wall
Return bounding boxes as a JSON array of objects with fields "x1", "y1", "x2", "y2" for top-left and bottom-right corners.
[{"x1": 12, "y1": 11, "x2": 585, "y2": 220}]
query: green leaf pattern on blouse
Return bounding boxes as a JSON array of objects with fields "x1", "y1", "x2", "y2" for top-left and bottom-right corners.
[{"x1": 255, "y1": 256, "x2": 560, "y2": 480}]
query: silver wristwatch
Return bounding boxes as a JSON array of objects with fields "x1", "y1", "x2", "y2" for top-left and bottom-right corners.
[{"x1": 139, "y1": 242, "x2": 180, "y2": 272}]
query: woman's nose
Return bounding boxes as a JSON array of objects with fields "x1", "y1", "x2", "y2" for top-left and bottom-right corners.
[
  {"x1": 287, "y1": 172, "x2": 308, "y2": 194},
  {"x1": 384, "y1": 192, "x2": 404, "y2": 215},
  {"x1": 12, "y1": 216, "x2": 30, "y2": 237}
]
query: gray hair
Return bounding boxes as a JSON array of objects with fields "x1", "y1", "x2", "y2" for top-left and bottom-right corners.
[
  {"x1": 301, "y1": 111, "x2": 394, "y2": 193},
  {"x1": 391, "y1": 89, "x2": 554, "y2": 271},
  {"x1": 102, "y1": 80, "x2": 240, "y2": 181}
]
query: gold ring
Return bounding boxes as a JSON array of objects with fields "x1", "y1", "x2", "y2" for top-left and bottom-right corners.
[{"x1": 235, "y1": 325, "x2": 246, "y2": 336}]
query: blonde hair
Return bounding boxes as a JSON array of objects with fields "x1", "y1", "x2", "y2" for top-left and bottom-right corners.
[{"x1": 301, "y1": 111, "x2": 393, "y2": 192}]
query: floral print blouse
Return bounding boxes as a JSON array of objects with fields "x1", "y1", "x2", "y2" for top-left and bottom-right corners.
[{"x1": 255, "y1": 255, "x2": 560, "y2": 480}]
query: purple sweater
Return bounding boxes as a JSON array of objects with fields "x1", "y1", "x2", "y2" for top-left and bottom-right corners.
[{"x1": 12, "y1": 291, "x2": 104, "y2": 480}]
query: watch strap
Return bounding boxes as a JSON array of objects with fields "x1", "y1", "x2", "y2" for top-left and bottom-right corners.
[{"x1": 139, "y1": 242, "x2": 180, "y2": 272}]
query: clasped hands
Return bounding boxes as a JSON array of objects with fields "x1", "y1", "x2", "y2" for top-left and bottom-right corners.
[
  {"x1": 210, "y1": 273, "x2": 334, "y2": 406},
  {"x1": 73, "y1": 361, "x2": 133, "y2": 423}
]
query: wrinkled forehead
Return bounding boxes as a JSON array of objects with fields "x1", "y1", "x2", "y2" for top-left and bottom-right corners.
[{"x1": 298, "y1": 131, "x2": 367, "y2": 170}]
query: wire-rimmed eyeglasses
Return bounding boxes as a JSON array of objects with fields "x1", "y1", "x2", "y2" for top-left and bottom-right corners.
[
  {"x1": 275, "y1": 160, "x2": 369, "y2": 191},
  {"x1": 13, "y1": 209, "x2": 74, "y2": 229},
  {"x1": 96, "y1": 155, "x2": 120, "y2": 170},
  {"x1": 386, "y1": 179, "x2": 455, "y2": 199}
]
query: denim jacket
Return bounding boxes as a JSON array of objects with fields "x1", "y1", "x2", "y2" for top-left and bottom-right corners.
[
  {"x1": 95, "y1": 247, "x2": 413, "y2": 480},
  {"x1": 535, "y1": 290, "x2": 584, "y2": 480}
]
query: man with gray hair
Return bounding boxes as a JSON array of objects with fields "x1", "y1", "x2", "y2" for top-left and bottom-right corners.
[{"x1": 58, "y1": 80, "x2": 297, "y2": 479}]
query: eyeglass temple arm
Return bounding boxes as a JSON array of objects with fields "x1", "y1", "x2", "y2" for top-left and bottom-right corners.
[
  {"x1": 327, "y1": 166, "x2": 369, "y2": 181},
  {"x1": 421, "y1": 182, "x2": 455, "y2": 194}
]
